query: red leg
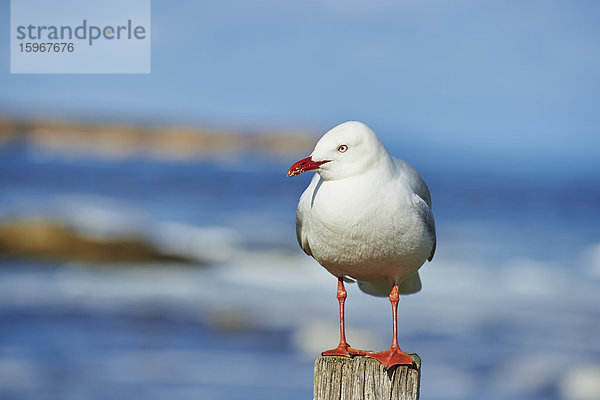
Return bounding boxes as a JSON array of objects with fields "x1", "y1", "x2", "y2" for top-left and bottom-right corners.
[
  {"x1": 322, "y1": 277, "x2": 367, "y2": 357},
  {"x1": 366, "y1": 281, "x2": 414, "y2": 370}
]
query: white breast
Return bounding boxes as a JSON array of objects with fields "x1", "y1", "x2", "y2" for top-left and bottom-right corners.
[{"x1": 297, "y1": 169, "x2": 433, "y2": 282}]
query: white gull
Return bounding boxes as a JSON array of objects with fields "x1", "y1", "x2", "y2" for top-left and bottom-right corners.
[{"x1": 288, "y1": 121, "x2": 436, "y2": 369}]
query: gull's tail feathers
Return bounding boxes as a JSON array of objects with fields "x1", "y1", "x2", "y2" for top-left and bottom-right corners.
[{"x1": 357, "y1": 272, "x2": 422, "y2": 297}]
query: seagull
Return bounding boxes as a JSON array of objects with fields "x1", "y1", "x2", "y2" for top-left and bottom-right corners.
[{"x1": 287, "y1": 121, "x2": 436, "y2": 370}]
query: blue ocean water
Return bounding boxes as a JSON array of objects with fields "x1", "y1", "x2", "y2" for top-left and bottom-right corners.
[{"x1": 0, "y1": 141, "x2": 599, "y2": 400}]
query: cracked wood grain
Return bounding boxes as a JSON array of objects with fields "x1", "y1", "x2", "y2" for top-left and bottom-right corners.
[{"x1": 313, "y1": 354, "x2": 420, "y2": 400}]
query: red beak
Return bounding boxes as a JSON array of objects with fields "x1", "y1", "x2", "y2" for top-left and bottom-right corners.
[{"x1": 287, "y1": 157, "x2": 330, "y2": 177}]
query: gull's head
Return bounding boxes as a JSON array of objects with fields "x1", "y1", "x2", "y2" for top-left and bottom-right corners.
[{"x1": 287, "y1": 121, "x2": 387, "y2": 181}]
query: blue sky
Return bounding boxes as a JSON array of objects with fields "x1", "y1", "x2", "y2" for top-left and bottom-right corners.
[{"x1": 1, "y1": 0, "x2": 599, "y2": 174}]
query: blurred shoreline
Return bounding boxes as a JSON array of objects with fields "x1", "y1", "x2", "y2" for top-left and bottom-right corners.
[
  {"x1": 0, "y1": 115, "x2": 316, "y2": 160},
  {"x1": 0, "y1": 219, "x2": 195, "y2": 265}
]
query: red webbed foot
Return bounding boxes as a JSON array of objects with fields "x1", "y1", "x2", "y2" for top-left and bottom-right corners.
[
  {"x1": 322, "y1": 343, "x2": 367, "y2": 357},
  {"x1": 366, "y1": 346, "x2": 414, "y2": 370}
]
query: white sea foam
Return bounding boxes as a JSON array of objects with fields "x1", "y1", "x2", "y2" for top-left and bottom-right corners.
[
  {"x1": 55, "y1": 194, "x2": 148, "y2": 237},
  {"x1": 559, "y1": 364, "x2": 600, "y2": 400},
  {"x1": 152, "y1": 222, "x2": 243, "y2": 263},
  {"x1": 584, "y1": 242, "x2": 600, "y2": 278}
]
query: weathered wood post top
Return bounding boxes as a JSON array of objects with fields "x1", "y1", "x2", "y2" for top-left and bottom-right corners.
[{"x1": 313, "y1": 354, "x2": 421, "y2": 400}]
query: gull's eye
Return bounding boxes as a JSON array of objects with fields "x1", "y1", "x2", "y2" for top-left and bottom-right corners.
[{"x1": 337, "y1": 144, "x2": 348, "y2": 153}]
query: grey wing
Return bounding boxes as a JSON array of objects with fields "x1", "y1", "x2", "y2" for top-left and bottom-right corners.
[
  {"x1": 395, "y1": 158, "x2": 432, "y2": 207},
  {"x1": 414, "y1": 195, "x2": 437, "y2": 261},
  {"x1": 295, "y1": 174, "x2": 321, "y2": 256},
  {"x1": 395, "y1": 158, "x2": 437, "y2": 261}
]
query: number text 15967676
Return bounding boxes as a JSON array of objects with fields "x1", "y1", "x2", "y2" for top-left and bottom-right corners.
[{"x1": 19, "y1": 42, "x2": 74, "y2": 52}]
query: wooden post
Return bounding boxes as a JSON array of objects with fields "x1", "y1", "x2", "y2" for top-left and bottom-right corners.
[{"x1": 313, "y1": 354, "x2": 421, "y2": 400}]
